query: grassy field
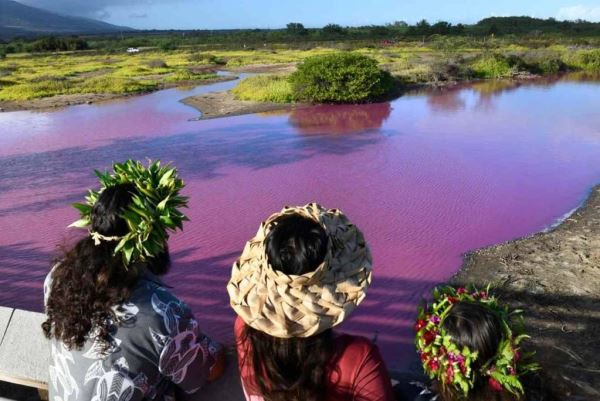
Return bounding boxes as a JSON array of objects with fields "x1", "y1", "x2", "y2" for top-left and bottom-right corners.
[{"x1": 1, "y1": 37, "x2": 599, "y2": 102}]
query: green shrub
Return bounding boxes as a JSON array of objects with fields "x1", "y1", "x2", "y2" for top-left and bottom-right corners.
[
  {"x1": 568, "y1": 49, "x2": 600, "y2": 71},
  {"x1": 146, "y1": 59, "x2": 168, "y2": 68},
  {"x1": 231, "y1": 74, "x2": 293, "y2": 103},
  {"x1": 0, "y1": 77, "x2": 71, "y2": 100},
  {"x1": 188, "y1": 53, "x2": 226, "y2": 65},
  {"x1": 536, "y1": 58, "x2": 567, "y2": 74},
  {"x1": 76, "y1": 76, "x2": 157, "y2": 95},
  {"x1": 158, "y1": 39, "x2": 178, "y2": 51},
  {"x1": 289, "y1": 53, "x2": 394, "y2": 103},
  {"x1": 163, "y1": 69, "x2": 217, "y2": 82},
  {"x1": 471, "y1": 54, "x2": 514, "y2": 78}
]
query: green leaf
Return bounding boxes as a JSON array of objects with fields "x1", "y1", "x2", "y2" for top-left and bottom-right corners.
[
  {"x1": 72, "y1": 203, "x2": 92, "y2": 214},
  {"x1": 157, "y1": 196, "x2": 170, "y2": 211},
  {"x1": 158, "y1": 168, "x2": 175, "y2": 188},
  {"x1": 69, "y1": 218, "x2": 91, "y2": 228}
]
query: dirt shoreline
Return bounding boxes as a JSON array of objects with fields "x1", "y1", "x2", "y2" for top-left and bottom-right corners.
[
  {"x1": 0, "y1": 75, "x2": 237, "y2": 112},
  {"x1": 451, "y1": 185, "x2": 600, "y2": 401},
  {"x1": 181, "y1": 90, "x2": 293, "y2": 120}
]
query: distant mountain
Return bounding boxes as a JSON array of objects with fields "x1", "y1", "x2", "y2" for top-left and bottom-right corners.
[{"x1": 0, "y1": 0, "x2": 133, "y2": 38}]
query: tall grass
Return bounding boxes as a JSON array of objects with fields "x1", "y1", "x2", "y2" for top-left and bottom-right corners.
[{"x1": 231, "y1": 75, "x2": 293, "y2": 103}]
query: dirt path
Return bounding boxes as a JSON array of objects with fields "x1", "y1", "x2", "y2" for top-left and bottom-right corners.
[{"x1": 451, "y1": 185, "x2": 600, "y2": 401}]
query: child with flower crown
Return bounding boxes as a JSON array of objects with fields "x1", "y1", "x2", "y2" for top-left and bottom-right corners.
[{"x1": 401, "y1": 285, "x2": 539, "y2": 401}]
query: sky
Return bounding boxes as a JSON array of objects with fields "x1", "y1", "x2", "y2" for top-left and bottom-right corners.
[{"x1": 18, "y1": 0, "x2": 600, "y2": 30}]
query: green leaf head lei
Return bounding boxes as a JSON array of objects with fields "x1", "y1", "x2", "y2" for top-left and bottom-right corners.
[
  {"x1": 69, "y1": 160, "x2": 189, "y2": 266},
  {"x1": 414, "y1": 285, "x2": 539, "y2": 398}
]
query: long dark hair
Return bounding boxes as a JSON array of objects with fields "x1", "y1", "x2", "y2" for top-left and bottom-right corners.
[
  {"x1": 440, "y1": 301, "x2": 516, "y2": 401},
  {"x1": 241, "y1": 214, "x2": 333, "y2": 401},
  {"x1": 42, "y1": 183, "x2": 170, "y2": 350}
]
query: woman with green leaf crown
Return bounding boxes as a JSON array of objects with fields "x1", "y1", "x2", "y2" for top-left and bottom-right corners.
[
  {"x1": 43, "y1": 160, "x2": 225, "y2": 401},
  {"x1": 398, "y1": 285, "x2": 540, "y2": 401}
]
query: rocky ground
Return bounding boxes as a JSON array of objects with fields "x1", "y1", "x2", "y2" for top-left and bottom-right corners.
[{"x1": 452, "y1": 185, "x2": 600, "y2": 401}]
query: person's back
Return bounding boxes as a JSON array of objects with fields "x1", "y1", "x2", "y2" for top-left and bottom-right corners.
[
  {"x1": 228, "y1": 204, "x2": 394, "y2": 401},
  {"x1": 43, "y1": 161, "x2": 224, "y2": 401},
  {"x1": 45, "y1": 268, "x2": 221, "y2": 401},
  {"x1": 235, "y1": 317, "x2": 392, "y2": 401}
]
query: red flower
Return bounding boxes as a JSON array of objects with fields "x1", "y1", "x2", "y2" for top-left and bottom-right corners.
[
  {"x1": 459, "y1": 361, "x2": 467, "y2": 374},
  {"x1": 420, "y1": 352, "x2": 430, "y2": 362},
  {"x1": 445, "y1": 366, "x2": 454, "y2": 383},
  {"x1": 514, "y1": 350, "x2": 521, "y2": 362},
  {"x1": 448, "y1": 296, "x2": 458, "y2": 304},
  {"x1": 428, "y1": 358, "x2": 440, "y2": 372},
  {"x1": 423, "y1": 330, "x2": 437, "y2": 345},
  {"x1": 488, "y1": 377, "x2": 503, "y2": 392},
  {"x1": 414, "y1": 319, "x2": 426, "y2": 332},
  {"x1": 479, "y1": 291, "x2": 488, "y2": 299},
  {"x1": 457, "y1": 287, "x2": 467, "y2": 295}
]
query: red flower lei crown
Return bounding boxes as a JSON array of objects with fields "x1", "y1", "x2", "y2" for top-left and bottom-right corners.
[{"x1": 414, "y1": 285, "x2": 539, "y2": 396}]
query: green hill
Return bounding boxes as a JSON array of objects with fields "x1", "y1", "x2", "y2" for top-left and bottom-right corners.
[{"x1": 0, "y1": 0, "x2": 133, "y2": 38}]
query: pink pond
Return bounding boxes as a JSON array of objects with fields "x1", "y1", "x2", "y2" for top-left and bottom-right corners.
[{"x1": 1, "y1": 74, "x2": 600, "y2": 371}]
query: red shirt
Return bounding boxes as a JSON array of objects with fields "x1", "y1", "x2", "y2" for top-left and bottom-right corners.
[{"x1": 234, "y1": 317, "x2": 395, "y2": 401}]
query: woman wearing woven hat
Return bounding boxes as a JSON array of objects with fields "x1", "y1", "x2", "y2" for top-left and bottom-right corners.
[
  {"x1": 228, "y1": 203, "x2": 395, "y2": 401},
  {"x1": 43, "y1": 160, "x2": 225, "y2": 401},
  {"x1": 406, "y1": 285, "x2": 539, "y2": 401}
]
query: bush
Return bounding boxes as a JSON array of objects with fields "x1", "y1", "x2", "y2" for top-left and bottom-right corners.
[
  {"x1": 471, "y1": 53, "x2": 514, "y2": 78},
  {"x1": 146, "y1": 59, "x2": 168, "y2": 68},
  {"x1": 231, "y1": 74, "x2": 293, "y2": 103},
  {"x1": 30, "y1": 36, "x2": 89, "y2": 52},
  {"x1": 289, "y1": 53, "x2": 394, "y2": 103},
  {"x1": 569, "y1": 49, "x2": 600, "y2": 71},
  {"x1": 163, "y1": 69, "x2": 216, "y2": 82},
  {"x1": 0, "y1": 47, "x2": 5, "y2": 59},
  {"x1": 536, "y1": 58, "x2": 567, "y2": 74},
  {"x1": 0, "y1": 77, "x2": 71, "y2": 100},
  {"x1": 76, "y1": 76, "x2": 157, "y2": 95},
  {"x1": 158, "y1": 39, "x2": 178, "y2": 51},
  {"x1": 188, "y1": 53, "x2": 226, "y2": 65}
]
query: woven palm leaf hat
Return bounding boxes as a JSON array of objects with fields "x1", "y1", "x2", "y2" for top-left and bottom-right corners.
[{"x1": 227, "y1": 203, "x2": 372, "y2": 338}]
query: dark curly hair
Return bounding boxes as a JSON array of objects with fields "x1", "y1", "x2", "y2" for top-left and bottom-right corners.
[
  {"x1": 240, "y1": 214, "x2": 334, "y2": 401},
  {"x1": 42, "y1": 183, "x2": 170, "y2": 351}
]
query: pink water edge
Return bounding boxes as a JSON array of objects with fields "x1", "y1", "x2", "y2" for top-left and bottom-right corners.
[{"x1": 1, "y1": 75, "x2": 599, "y2": 371}]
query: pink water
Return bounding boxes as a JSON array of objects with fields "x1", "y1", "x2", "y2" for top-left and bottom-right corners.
[{"x1": 1, "y1": 74, "x2": 600, "y2": 370}]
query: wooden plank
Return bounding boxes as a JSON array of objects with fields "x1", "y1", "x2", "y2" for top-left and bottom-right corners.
[
  {"x1": 0, "y1": 307, "x2": 13, "y2": 346},
  {"x1": 0, "y1": 310, "x2": 49, "y2": 390}
]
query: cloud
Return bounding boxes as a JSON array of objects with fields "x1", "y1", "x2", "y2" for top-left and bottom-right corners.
[
  {"x1": 129, "y1": 13, "x2": 148, "y2": 18},
  {"x1": 557, "y1": 5, "x2": 600, "y2": 21},
  {"x1": 18, "y1": 0, "x2": 182, "y2": 20}
]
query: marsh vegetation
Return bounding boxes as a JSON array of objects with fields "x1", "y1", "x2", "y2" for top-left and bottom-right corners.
[{"x1": 1, "y1": 17, "x2": 600, "y2": 104}]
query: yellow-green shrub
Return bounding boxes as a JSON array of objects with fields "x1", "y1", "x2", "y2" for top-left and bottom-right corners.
[{"x1": 231, "y1": 74, "x2": 293, "y2": 103}]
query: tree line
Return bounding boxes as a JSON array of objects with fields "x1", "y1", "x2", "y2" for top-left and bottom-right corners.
[{"x1": 1, "y1": 16, "x2": 600, "y2": 55}]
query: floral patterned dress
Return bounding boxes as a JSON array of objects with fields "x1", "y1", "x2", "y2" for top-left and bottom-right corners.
[{"x1": 44, "y1": 268, "x2": 222, "y2": 401}]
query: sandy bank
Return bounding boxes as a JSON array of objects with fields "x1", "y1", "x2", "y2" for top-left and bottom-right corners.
[
  {"x1": 181, "y1": 90, "x2": 292, "y2": 120},
  {"x1": 0, "y1": 75, "x2": 237, "y2": 113},
  {"x1": 452, "y1": 185, "x2": 600, "y2": 401}
]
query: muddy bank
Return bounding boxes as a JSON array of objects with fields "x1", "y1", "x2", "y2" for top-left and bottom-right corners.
[
  {"x1": 181, "y1": 90, "x2": 292, "y2": 120},
  {"x1": 0, "y1": 75, "x2": 237, "y2": 112},
  {"x1": 452, "y1": 185, "x2": 600, "y2": 401}
]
